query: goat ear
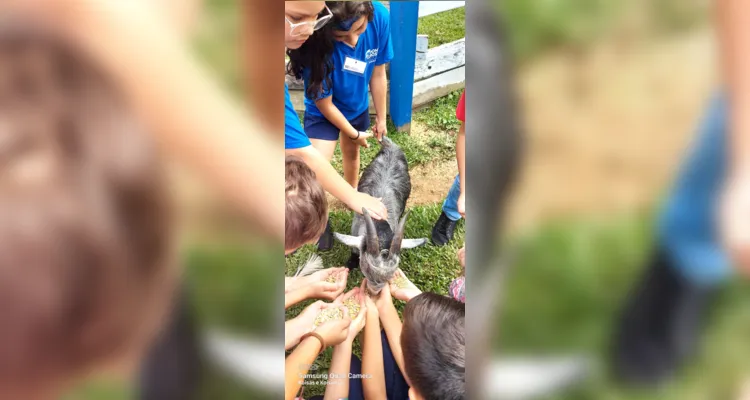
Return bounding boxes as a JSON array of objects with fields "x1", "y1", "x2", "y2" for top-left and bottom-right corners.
[
  {"x1": 333, "y1": 233, "x2": 364, "y2": 249},
  {"x1": 362, "y1": 208, "x2": 380, "y2": 255},
  {"x1": 400, "y1": 238, "x2": 427, "y2": 249}
]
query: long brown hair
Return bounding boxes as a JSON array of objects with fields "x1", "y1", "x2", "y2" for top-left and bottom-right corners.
[{"x1": 286, "y1": 1, "x2": 375, "y2": 100}]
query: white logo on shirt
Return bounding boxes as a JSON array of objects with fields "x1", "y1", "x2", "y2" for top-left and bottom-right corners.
[{"x1": 365, "y1": 49, "x2": 379, "y2": 62}]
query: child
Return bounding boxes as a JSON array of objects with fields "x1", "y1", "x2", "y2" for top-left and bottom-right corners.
[
  {"x1": 285, "y1": 155, "x2": 329, "y2": 255},
  {"x1": 284, "y1": 0, "x2": 388, "y2": 249},
  {"x1": 0, "y1": 21, "x2": 182, "y2": 399},
  {"x1": 432, "y1": 90, "x2": 466, "y2": 246},
  {"x1": 287, "y1": 0, "x2": 393, "y2": 250},
  {"x1": 371, "y1": 280, "x2": 465, "y2": 400},
  {"x1": 285, "y1": 156, "x2": 349, "y2": 338},
  {"x1": 286, "y1": 288, "x2": 367, "y2": 400},
  {"x1": 401, "y1": 293, "x2": 465, "y2": 400}
]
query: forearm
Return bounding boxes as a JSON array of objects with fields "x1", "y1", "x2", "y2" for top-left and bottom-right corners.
[
  {"x1": 324, "y1": 341, "x2": 353, "y2": 400},
  {"x1": 370, "y1": 67, "x2": 388, "y2": 122},
  {"x1": 285, "y1": 337, "x2": 322, "y2": 400},
  {"x1": 379, "y1": 303, "x2": 407, "y2": 378},
  {"x1": 457, "y1": 122, "x2": 466, "y2": 194},
  {"x1": 362, "y1": 315, "x2": 386, "y2": 399},
  {"x1": 62, "y1": 0, "x2": 285, "y2": 239},
  {"x1": 717, "y1": 0, "x2": 750, "y2": 166},
  {"x1": 285, "y1": 286, "x2": 311, "y2": 309},
  {"x1": 286, "y1": 146, "x2": 359, "y2": 207},
  {"x1": 285, "y1": 277, "x2": 296, "y2": 292},
  {"x1": 316, "y1": 98, "x2": 358, "y2": 138}
]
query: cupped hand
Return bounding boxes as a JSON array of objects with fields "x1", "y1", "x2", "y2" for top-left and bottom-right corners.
[
  {"x1": 304, "y1": 268, "x2": 348, "y2": 300},
  {"x1": 389, "y1": 269, "x2": 422, "y2": 302},
  {"x1": 343, "y1": 287, "x2": 367, "y2": 342},
  {"x1": 286, "y1": 300, "x2": 326, "y2": 349},
  {"x1": 366, "y1": 278, "x2": 393, "y2": 311},
  {"x1": 314, "y1": 305, "x2": 351, "y2": 348}
]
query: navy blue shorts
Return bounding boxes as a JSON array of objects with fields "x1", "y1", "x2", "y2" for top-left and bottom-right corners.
[{"x1": 304, "y1": 110, "x2": 371, "y2": 141}]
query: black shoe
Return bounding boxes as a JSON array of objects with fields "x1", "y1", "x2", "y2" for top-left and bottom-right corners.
[
  {"x1": 317, "y1": 219, "x2": 333, "y2": 251},
  {"x1": 611, "y1": 248, "x2": 718, "y2": 387},
  {"x1": 431, "y1": 211, "x2": 458, "y2": 246}
]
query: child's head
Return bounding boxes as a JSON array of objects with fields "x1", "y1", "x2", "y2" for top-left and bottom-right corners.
[
  {"x1": 329, "y1": 1, "x2": 374, "y2": 40},
  {"x1": 284, "y1": 1, "x2": 329, "y2": 50},
  {"x1": 285, "y1": 156, "x2": 328, "y2": 254},
  {"x1": 401, "y1": 293, "x2": 465, "y2": 400},
  {"x1": 0, "y1": 21, "x2": 176, "y2": 398}
]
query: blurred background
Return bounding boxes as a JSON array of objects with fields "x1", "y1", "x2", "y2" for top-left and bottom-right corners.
[
  {"x1": 490, "y1": 0, "x2": 750, "y2": 399},
  {"x1": 62, "y1": 1, "x2": 282, "y2": 398}
]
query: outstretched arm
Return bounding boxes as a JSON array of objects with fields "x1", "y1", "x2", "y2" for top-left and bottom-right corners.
[
  {"x1": 717, "y1": 0, "x2": 750, "y2": 273},
  {"x1": 15, "y1": 0, "x2": 286, "y2": 240}
]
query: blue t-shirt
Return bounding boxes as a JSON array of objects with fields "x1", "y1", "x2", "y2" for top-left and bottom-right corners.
[
  {"x1": 285, "y1": 83, "x2": 310, "y2": 150},
  {"x1": 303, "y1": 1, "x2": 394, "y2": 120}
]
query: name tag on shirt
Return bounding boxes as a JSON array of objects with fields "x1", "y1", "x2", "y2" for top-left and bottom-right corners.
[{"x1": 343, "y1": 56, "x2": 367, "y2": 76}]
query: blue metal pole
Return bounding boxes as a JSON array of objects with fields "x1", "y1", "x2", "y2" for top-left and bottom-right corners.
[{"x1": 388, "y1": 1, "x2": 419, "y2": 132}]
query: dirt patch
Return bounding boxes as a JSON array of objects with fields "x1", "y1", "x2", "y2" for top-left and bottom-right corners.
[
  {"x1": 327, "y1": 158, "x2": 458, "y2": 212},
  {"x1": 506, "y1": 28, "x2": 718, "y2": 232},
  {"x1": 408, "y1": 160, "x2": 458, "y2": 206}
]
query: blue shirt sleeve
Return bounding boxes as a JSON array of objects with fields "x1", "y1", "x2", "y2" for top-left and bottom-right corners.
[
  {"x1": 285, "y1": 84, "x2": 311, "y2": 150},
  {"x1": 302, "y1": 67, "x2": 333, "y2": 102},
  {"x1": 374, "y1": 2, "x2": 394, "y2": 65}
]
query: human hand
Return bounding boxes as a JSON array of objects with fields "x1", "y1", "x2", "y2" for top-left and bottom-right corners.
[
  {"x1": 313, "y1": 304, "x2": 351, "y2": 347},
  {"x1": 347, "y1": 192, "x2": 388, "y2": 221},
  {"x1": 342, "y1": 287, "x2": 367, "y2": 342},
  {"x1": 352, "y1": 129, "x2": 374, "y2": 149},
  {"x1": 458, "y1": 191, "x2": 465, "y2": 219},
  {"x1": 362, "y1": 283, "x2": 379, "y2": 321},
  {"x1": 367, "y1": 278, "x2": 393, "y2": 312},
  {"x1": 298, "y1": 268, "x2": 348, "y2": 301},
  {"x1": 389, "y1": 269, "x2": 422, "y2": 302},
  {"x1": 720, "y1": 168, "x2": 750, "y2": 275},
  {"x1": 286, "y1": 300, "x2": 326, "y2": 349},
  {"x1": 373, "y1": 118, "x2": 387, "y2": 142}
]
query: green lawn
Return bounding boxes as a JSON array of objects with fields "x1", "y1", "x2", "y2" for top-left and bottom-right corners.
[
  {"x1": 285, "y1": 203, "x2": 465, "y2": 397},
  {"x1": 417, "y1": 6, "x2": 466, "y2": 48},
  {"x1": 501, "y1": 0, "x2": 709, "y2": 62},
  {"x1": 499, "y1": 211, "x2": 750, "y2": 399}
]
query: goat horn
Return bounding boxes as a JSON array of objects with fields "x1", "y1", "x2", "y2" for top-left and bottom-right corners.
[
  {"x1": 362, "y1": 208, "x2": 380, "y2": 256},
  {"x1": 389, "y1": 209, "x2": 411, "y2": 258}
]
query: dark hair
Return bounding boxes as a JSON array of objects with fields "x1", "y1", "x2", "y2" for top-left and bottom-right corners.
[
  {"x1": 285, "y1": 156, "x2": 328, "y2": 250},
  {"x1": 401, "y1": 292, "x2": 465, "y2": 400},
  {"x1": 286, "y1": 1, "x2": 375, "y2": 100},
  {"x1": 0, "y1": 19, "x2": 175, "y2": 397}
]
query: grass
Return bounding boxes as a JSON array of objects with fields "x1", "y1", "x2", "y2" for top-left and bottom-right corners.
[
  {"x1": 64, "y1": 241, "x2": 282, "y2": 400},
  {"x1": 501, "y1": 0, "x2": 710, "y2": 63},
  {"x1": 413, "y1": 89, "x2": 463, "y2": 132},
  {"x1": 417, "y1": 7, "x2": 466, "y2": 49},
  {"x1": 285, "y1": 203, "x2": 465, "y2": 397},
  {"x1": 192, "y1": 0, "x2": 241, "y2": 99},
  {"x1": 499, "y1": 210, "x2": 750, "y2": 399}
]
